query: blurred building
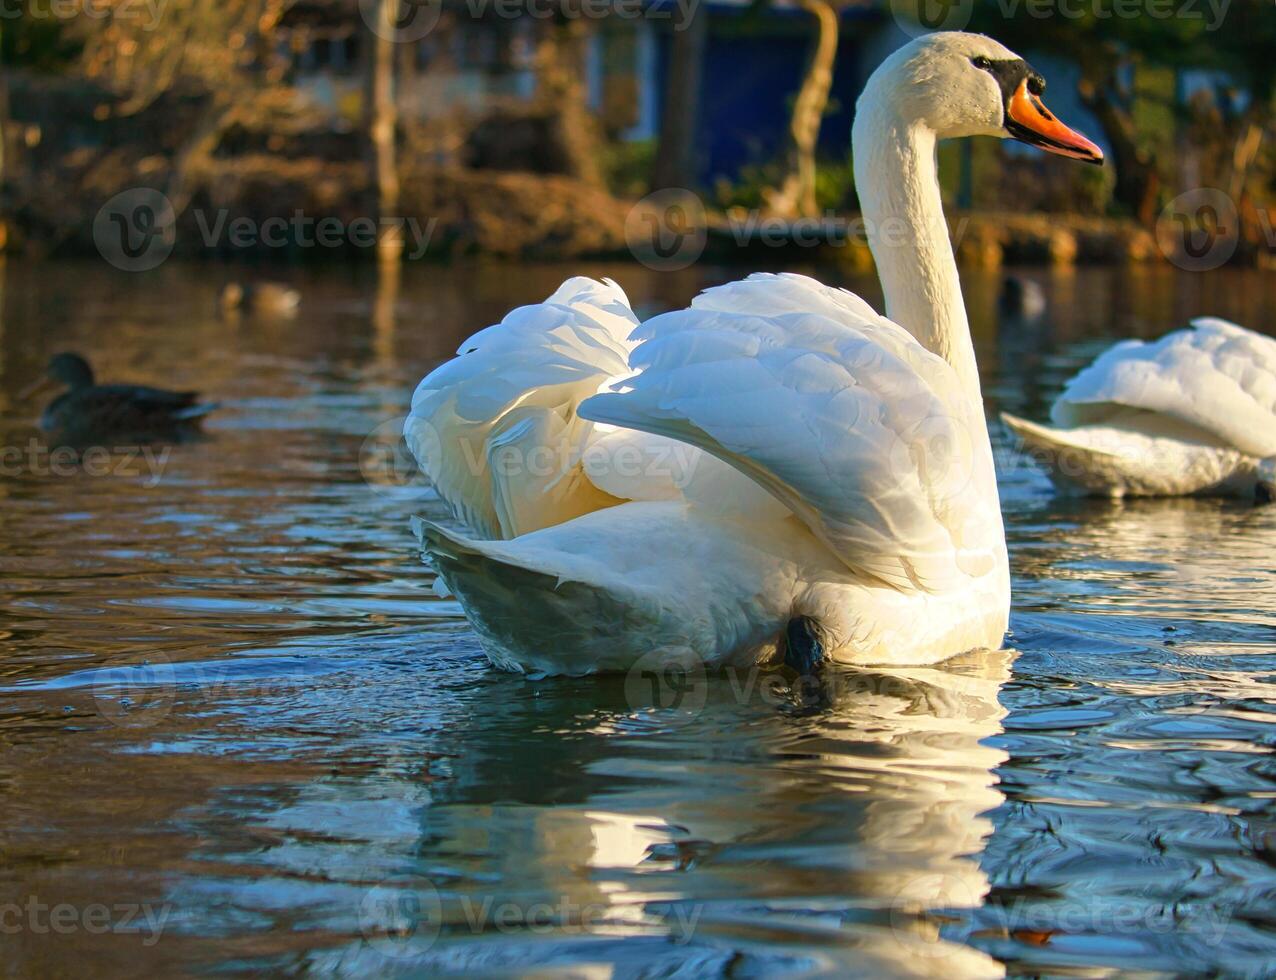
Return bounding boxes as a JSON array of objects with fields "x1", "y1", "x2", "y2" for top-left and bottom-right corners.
[{"x1": 277, "y1": 0, "x2": 893, "y2": 185}]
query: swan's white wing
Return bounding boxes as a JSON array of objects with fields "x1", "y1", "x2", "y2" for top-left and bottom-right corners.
[
  {"x1": 579, "y1": 273, "x2": 1002, "y2": 593},
  {"x1": 405, "y1": 277, "x2": 636, "y2": 538},
  {"x1": 1052, "y1": 318, "x2": 1276, "y2": 457}
]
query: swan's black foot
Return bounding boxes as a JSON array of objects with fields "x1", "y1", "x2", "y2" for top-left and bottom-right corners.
[
  {"x1": 1257, "y1": 480, "x2": 1275, "y2": 505},
  {"x1": 784, "y1": 616, "x2": 825, "y2": 678}
]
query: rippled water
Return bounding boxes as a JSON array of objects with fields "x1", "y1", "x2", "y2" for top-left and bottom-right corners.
[{"x1": 2, "y1": 259, "x2": 1275, "y2": 976}]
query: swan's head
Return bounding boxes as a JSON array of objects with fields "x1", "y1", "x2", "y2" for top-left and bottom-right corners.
[{"x1": 860, "y1": 32, "x2": 1103, "y2": 164}]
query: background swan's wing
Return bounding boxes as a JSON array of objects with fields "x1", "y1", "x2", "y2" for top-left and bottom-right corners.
[
  {"x1": 1052, "y1": 318, "x2": 1276, "y2": 457},
  {"x1": 405, "y1": 277, "x2": 636, "y2": 538},
  {"x1": 579, "y1": 273, "x2": 1002, "y2": 593}
]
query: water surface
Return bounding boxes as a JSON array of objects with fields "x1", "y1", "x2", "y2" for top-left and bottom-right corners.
[{"x1": 2, "y1": 259, "x2": 1275, "y2": 976}]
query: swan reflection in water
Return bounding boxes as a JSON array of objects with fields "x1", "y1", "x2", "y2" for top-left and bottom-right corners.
[{"x1": 177, "y1": 650, "x2": 1013, "y2": 976}]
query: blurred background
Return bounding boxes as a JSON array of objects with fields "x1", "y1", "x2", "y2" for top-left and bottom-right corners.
[
  {"x1": 1, "y1": 0, "x2": 1274, "y2": 267},
  {"x1": 4, "y1": 5, "x2": 1276, "y2": 976}
]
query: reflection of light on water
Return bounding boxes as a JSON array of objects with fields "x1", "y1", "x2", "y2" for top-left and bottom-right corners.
[{"x1": 5, "y1": 262, "x2": 1276, "y2": 975}]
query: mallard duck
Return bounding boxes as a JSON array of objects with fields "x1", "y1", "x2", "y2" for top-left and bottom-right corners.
[
  {"x1": 19, "y1": 352, "x2": 218, "y2": 446},
  {"x1": 219, "y1": 282, "x2": 301, "y2": 315}
]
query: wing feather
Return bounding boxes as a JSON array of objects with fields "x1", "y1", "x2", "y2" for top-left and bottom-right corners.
[
  {"x1": 405, "y1": 277, "x2": 635, "y2": 538},
  {"x1": 579, "y1": 273, "x2": 1003, "y2": 593}
]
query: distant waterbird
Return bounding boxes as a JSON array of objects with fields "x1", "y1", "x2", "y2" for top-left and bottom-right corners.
[
  {"x1": 998, "y1": 274, "x2": 1046, "y2": 320},
  {"x1": 18, "y1": 352, "x2": 218, "y2": 447},
  {"x1": 1001, "y1": 319, "x2": 1276, "y2": 502},
  {"x1": 219, "y1": 282, "x2": 301, "y2": 315}
]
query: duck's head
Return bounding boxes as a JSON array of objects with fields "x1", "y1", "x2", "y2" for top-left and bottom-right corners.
[
  {"x1": 859, "y1": 32, "x2": 1103, "y2": 163},
  {"x1": 19, "y1": 351, "x2": 95, "y2": 400}
]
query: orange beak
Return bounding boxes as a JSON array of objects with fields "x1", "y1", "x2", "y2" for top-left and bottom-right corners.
[{"x1": 1006, "y1": 79, "x2": 1104, "y2": 165}]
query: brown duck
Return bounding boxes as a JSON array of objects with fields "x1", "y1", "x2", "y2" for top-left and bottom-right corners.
[{"x1": 20, "y1": 352, "x2": 218, "y2": 446}]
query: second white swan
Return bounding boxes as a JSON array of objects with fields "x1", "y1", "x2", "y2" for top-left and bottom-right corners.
[
  {"x1": 406, "y1": 32, "x2": 1104, "y2": 675},
  {"x1": 1002, "y1": 319, "x2": 1276, "y2": 501}
]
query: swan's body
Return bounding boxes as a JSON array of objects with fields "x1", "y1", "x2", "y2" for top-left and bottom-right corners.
[
  {"x1": 405, "y1": 33, "x2": 1102, "y2": 675},
  {"x1": 1002, "y1": 318, "x2": 1276, "y2": 500}
]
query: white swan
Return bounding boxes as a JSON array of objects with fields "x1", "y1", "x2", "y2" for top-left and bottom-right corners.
[
  {"x1": 405, "y1": 32, "x2": 1103, "y2": 675},
  {"x1": 1002, "y1": 319, "x2": 1276, "y2": 501}
]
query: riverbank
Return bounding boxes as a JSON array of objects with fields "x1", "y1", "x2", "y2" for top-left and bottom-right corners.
[{"x1": 2, "y1": 156, "x2": 1267, "y2": 270}]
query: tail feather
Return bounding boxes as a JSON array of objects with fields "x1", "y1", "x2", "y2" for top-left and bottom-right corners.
[
  {"x1": 1001, "y1": 412, "x2": 1125, "y2": 495},
  {"x1": 410, "y1": 517, "x2": 659, "y2": 675},
  {"x1": 1000, "y1": 411, "x2": 1257, "y2": 498},
  {"x1": 1001, "y1": 412, "x2": 1120, "y2": 461},
  {"x1": 173, "y1": 401, "x2": 219, "y2": 422}
]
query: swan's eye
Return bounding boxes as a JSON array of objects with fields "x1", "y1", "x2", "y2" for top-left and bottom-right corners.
[{"x1": 972, "y1": 56, "x2": 993, "y2": 70}]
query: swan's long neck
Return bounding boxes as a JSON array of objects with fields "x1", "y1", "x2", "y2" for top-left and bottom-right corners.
[
  {"x1": 853, "y1": 79, "x2": 1008, "y2": 591},
  {"x1": 852, "y1": 99, "x2": 981, "y2": 404}
]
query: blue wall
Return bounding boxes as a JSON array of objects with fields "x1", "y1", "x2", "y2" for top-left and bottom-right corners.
[{"x1": 656, "y1": 12, "x2": 875, "y2": 186}]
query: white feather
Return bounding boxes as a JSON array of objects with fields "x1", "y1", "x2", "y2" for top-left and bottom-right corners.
[
  {"x1": 405, "y1": 277, "x2": 635, "y2": 538},
  {"x1": 1052, "y1": 318, "x2": 1276, "y2": 457},
  {"x1": 580, "y1": 274, "x2": 1004, "y2": 593},
  {"x1": 1006, "y1": 318, "x2": 1276, "y2": 498}
]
